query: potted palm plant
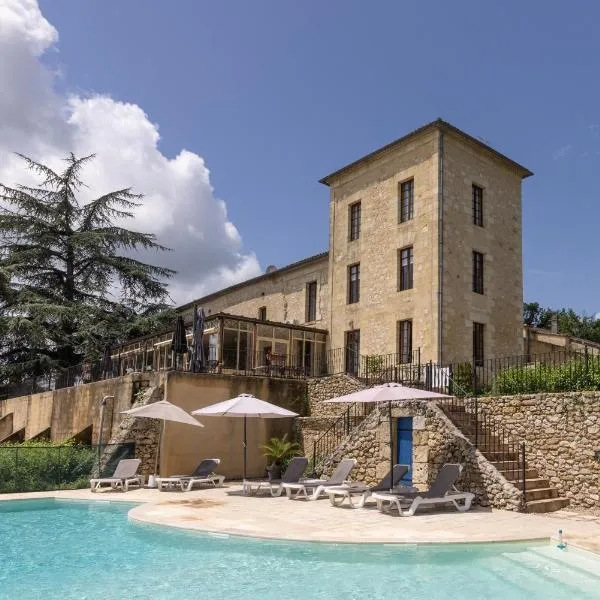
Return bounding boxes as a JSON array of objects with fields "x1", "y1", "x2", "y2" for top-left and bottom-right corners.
[{"x1": 259, "y1": 434, "x2": 301, "y2": 481}]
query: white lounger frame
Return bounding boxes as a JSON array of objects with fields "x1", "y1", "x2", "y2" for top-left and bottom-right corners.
[
  {"x1": 157, "y1": 474, "x2": 225, "y2": 492},
  {"x1": 90, "y1": 476, "x2": 141, "y2": 492},
  {"x1": 283, "y1": 479, "x2": 349, "y2": 501},
  {"x1": 371, "y1": 489, "x2": 474, "y2": 516},
  {"x1": 242, "y1": 479, "x2": 290, "y2": 496},
  {"x1": 326, "y1": 485, "x2": 372, "y2": 508}
]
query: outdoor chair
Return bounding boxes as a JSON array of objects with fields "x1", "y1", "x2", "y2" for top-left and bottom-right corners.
[
  {"x1": 90, "y1": 459, "x2": 141, "y2": 492},
  {"x1": 282, "y1": 458, "x2": 357, "y2": 500},
  {"x1": 371, "y1": 463, "x2": 474, "y2": 516},
  {"x1": 326, "y1": 464, "x2": 417, "y2": 508},
  {"x1": 243, "y1": 457, "x2": 309, "y2": 496},
  {"x1": 156, "y1": 458, "x2": 225, "y2": 492}
]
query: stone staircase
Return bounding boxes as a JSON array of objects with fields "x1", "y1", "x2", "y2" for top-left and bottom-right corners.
[{"x1": 441, "y1": 402, "x2": 569, "y2": 513}]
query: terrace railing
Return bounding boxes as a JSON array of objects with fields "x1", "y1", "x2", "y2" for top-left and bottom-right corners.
[{"x1": 310, "y1": 402, "x2": 375, "y2": 475}]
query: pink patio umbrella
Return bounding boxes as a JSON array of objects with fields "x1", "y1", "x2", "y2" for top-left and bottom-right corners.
[{"x1": 324, "y1": 383, "x2": 451, "y2": 490}]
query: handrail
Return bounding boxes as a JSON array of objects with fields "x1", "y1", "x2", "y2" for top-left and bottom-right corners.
[{"x1": 310, "y1": 402, "x2": 374, "y2": 475}]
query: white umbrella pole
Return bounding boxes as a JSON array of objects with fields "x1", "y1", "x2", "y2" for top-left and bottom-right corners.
[
  {"x1": 389, "y1": 401, "x2": 394, "y2": 492},
  {"x1": 154, "y1": 418, "x2": 165, "y2": 476},
  {"x1": 243, "y1": 415, "x2": 247, "y2": 481}
]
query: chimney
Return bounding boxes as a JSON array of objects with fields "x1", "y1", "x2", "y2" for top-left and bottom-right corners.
[{"x1": 550, "y1": 313, "x2": 559, "y2": 334}]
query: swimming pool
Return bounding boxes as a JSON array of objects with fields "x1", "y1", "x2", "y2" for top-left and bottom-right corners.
[{"x1": 1, "y1": 499, "x2": 599, "y2": 600}]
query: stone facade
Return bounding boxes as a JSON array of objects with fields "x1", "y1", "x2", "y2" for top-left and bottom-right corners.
[
  {"x1": 168, "y1": 120, "x2": 530, "y2": 368},
  {"x1": 475, "y1": 392, "x2": 600, "y2": 508},
  {"x1": 325, "y1": 128, "x2": 440, "y2": 359},
  {"x1": 317, "y1": 400, "x2": 522, "y2": 510},
  {"x1": 178, "y1": 253, "x2": 329, "y2": 329},
  {"x1": 322, "y1": 120, "x2": 530, "y2": 364},
  {"x1": 322, "y1": 401, "x2": 522, "y2": 511},
  {"x1": 440, "y1": 131, "x2": 525, "y2": 363}
]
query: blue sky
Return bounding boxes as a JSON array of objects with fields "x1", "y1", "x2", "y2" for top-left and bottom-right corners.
[{"x1": 37, "y1": 0, "x2": 600, "y2": 313}]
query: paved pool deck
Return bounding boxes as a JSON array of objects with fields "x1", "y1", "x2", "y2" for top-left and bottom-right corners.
[{"x1": 2, "y1": 484, "x2": 600, "y2": 553}]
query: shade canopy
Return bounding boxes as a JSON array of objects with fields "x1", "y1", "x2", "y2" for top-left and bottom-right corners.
[
  {"x1": 192, "y1": 394, "x2": 299, "y2": 419},
  {"x1": 324, "y1": 383, "x2": 451, "y2": 492},
  {"x1": 323, "y1": 382, "x2": 451, "y2": 404},
  {"x1": 122, "y1": 399, "x2": 204, "y2": 427},
  {"x1": 191, "y1": 394, "x2": 298, "y2": 483}
]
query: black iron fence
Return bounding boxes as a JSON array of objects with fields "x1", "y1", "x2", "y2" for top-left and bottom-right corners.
[
  {"x1": 0, "y1": 356, "x2": 132, "y2": 400},
  {"x1": 3, "y1": 346, "x2": 600, "y2": 402},
  {"x1": 0, "y1": 442, "x2": 136, "y2": 494},
  {"x1": 445, "y1": 348, "x2": 600, "y2": 396}
]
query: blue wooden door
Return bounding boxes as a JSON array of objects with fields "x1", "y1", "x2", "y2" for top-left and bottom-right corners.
[{"x1": 397, "y1": 417, "x2": 413, "y2": 484}]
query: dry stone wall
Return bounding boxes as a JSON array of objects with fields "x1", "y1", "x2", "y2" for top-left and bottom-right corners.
[
  {"x1": 299, "y1": 375, "x2": 365, "y2": 459},
  {"x1": 102, "y1": 384, "x2": 163, "y2": 477},
  {"x1": 474, "y1": 392, "x2": 600, "y2": 509},
  {"x1": 318, "y1": 399, "x2": 522, "y2": 510}
]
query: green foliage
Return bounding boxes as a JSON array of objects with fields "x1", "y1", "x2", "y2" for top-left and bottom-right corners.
[
  {"x1": 451, "y1": 362, "x2": 474, "y2": 396},
  {"x1": 491, "y1": 358, "x2": 600, "y2": 395},
  {"x1": 365, "y1": 354, "x2": 385, "y2": 376},
  {"x1": 0, "y1": 153, "x2": 175, "y2": 382},
  {"x1": 0, "y1": 440, "x2": 96, "y2": 493},
  {"x1": 258, "y1": 434, "x2": 301, "y2": 466},
  {"x1": 524, "y1": 302, "x2": 600, "y2": 344},
  {"x1": 523, "y1": 302, "x2": 553, "y2": 329}
]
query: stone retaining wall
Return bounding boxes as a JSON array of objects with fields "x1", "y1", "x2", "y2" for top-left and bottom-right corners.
[
  {"x1": 319, "y1": 400, "x2": 522, "y2": 510},
  {"x1": 102, "y1": 385, "x2": 163, "y2": 477},
  {"x1": 473, "y1": 392, "x2": 600, "y2": 509}
]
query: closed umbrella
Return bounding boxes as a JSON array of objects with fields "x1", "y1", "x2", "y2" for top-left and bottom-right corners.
[
  {"x1": 189, "y1": 306, "x2": 206, "y2": 373},
  {"x1": 191, "y1": 394, "x2": 298, "y2": 482},
  {"x1": 171, "y1": 315, "x2": 188, "y2": 370},
  {"x1": 121, "y1": 399, "x2": 204, "y2": 483},
  {"x1": 324, "y1": 383, "x2": 451, "y2": 491}
]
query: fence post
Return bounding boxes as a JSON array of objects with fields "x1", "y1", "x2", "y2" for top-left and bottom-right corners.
[
  {"x1": 14, "y1": 447, "x2": 19, "y2": 493},
  {"x1": 474, "y1": 398, "x2": 479, "y2": 449},
  {"x1": 58, "y1": 445, "x2": 62, "y2": 489},
  {"x1": 520, "y1": 442, "x2": 527, "y2": 511}
]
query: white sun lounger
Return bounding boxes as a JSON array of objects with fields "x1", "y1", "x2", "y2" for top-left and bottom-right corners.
[
  {"x1": 90, "y1": 459, "x2": 141, "y2": 492},
  {"x1": 157, "y1": 458, "x2": 225, "y2": 492},
  {"x1": 282, "y1": 458, "x2": 357, "y2": 500},
  {"x1": 243, "y1": 457, "x2": 309, "y2": 496},
  {"x1": 326, "y1": 464, "x2": 416, "y2": 508},
  {"x1": 371, "y1": 463, "x2": 474, "y2": 516}
]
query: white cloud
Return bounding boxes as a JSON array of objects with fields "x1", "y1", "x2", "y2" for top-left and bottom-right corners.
[{"x1": 0, "y1": 0, "x2": 261, "y2": 305}]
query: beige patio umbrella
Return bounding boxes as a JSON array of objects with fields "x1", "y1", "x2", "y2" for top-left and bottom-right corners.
[
  {"x1": 191, "y1": 394, "x2": 298, "y2": 481},
  {"x1": 121, "y1": 399, "x2": 204, "y2": 480},
  {"x1": 324, "y1": 383, "x2": 451, "y2": 491}
]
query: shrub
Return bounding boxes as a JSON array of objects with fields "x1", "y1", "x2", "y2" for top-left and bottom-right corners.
[
  {"x1": 491, "y1": 358, "x2": 600, "y2": 395},
  {"x1": 0, "y1": 440, "x2": 96, "y2": 493},
  {"x1": 450, "y1": 362, "x2": 474, "y2": 396}
]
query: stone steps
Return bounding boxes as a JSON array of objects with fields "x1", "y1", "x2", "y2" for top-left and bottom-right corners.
[
  {"x1": 440, "y1": 402, "x2": 569, "y2": 513},
  {"x1": 524, "y1": 497, "x2": 571, "y2": 513},
  {"x1": 525, "y1": 487, "x2": 559, "y2": 501}
]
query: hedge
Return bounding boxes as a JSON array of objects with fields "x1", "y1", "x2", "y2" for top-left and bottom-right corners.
[
  {"x1": 490, "y1": 358, "x2": 600, "y2": 395},
  {"x1": 0, "y1": 440, "x2": 96, "y2": 493}
]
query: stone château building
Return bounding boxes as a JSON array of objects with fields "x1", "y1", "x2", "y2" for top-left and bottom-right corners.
[{"x1": 120, "y1": 119, "x2": 532, "y2": 376}]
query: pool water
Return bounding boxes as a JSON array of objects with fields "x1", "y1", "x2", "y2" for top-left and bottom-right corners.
[{"x1": 1, "y1": 500, "x2": 599, "y2": 600}]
